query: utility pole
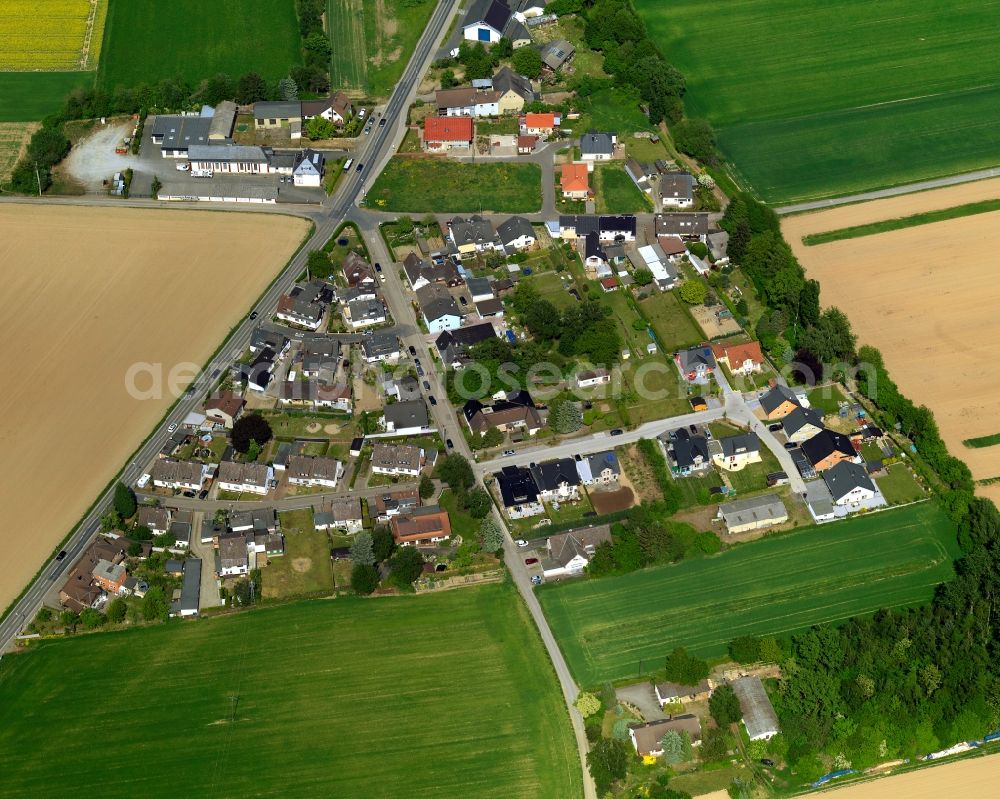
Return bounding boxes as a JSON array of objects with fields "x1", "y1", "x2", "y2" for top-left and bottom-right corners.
[{"x1": 34, "y1": 161, "x2": 41, "y2": 196}]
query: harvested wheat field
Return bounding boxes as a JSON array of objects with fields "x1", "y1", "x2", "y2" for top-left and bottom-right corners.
[
  {"x1": 0, "y1": 205, "x2": 309, "y2": 614},
  {"x1": 784, "y1": 182, "x2": 1000, "y2": 500}
]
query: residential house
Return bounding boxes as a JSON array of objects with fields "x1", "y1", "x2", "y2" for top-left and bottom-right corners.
[
  {"x1": 655, "y1": 212, "x2": 710, "y2": 242},
  {"x1": 539, "y1": 38, "x2": 575, "y2": 71},
  {"x1": 576, "y1": 368, "x2": 610, "y2": 388},
  {"x1": 402, "y1": 251, "x2": 464, "y2": 291},
  {"x1": 249, "y1": 327, "x2": 290, "y2": 358},
  {"x1": 517, "y1": 134, "x2": 537, "y2": 154},
  {"x1": 382, "y1": 399, "x2": 429, "y2": 435},
  {"x1": 253, "y1": 101, "x2": 302, "y2": 138},
  {"x1": 707, "y1": 230, "x2": 729, "y2": 262},
  {"x1": 668, "y1": 428, "x2": 711, "y2": 475},
  {"x1": 461, "y1": 0, "x2": 530, "y2": 45},
  {"x1": 92, "y1": 559, "x2": 130, "y2": 595},
  {"x1": 475, "y1": 298, "x2": 504, "y2": 319},
  {"x1": 660, "y1": 172, "x2": 695, "y2": 209},
  {"x1": 342, "y1": 250, "x2": 376, "y2": 288},
  {"x1": 326, "y1": 497, "x2": 364, "y2": 534},
  {"x1": 345, "y1": 298, "x2": 387, "y2": 329},
  {"x1": 712, "y1": 341, "x2": 765, "y2": 375},
  {"x1": 203, "y1": 391, "x2": 245, "y2": 429},
  {"x1": 292, "y1": 149, "x2": 325, "y2": 187},
  {"x1": 599, "y1": 276, "x2": 619, "y2": 292},
  {"x1": 374, "y1": 488, "x2": 420, "y2": 521},
  {"x1": 718, "y1": 494, "x2": 788, "y2": 535},
  {"x1": 467, "y1": 276, "x2": 495, "y2": 303},
  {"x1": 463, "y1": 390, "x2": 543, "y2": 437},
  {"x1": 301, "y1": 92, "x2": 353, "y2": 125},
  {"x1": 391, "y1": 506, "x2": 452, "y2": 547},
  {"x1": 733, "y1": 676, "x2": 781, "y2": 741},
  {"x1": 229, "y1": 507, "x2": 278, "y2": 534},
  {"x1": 782, "y1": 406, "x2": 826, "y2": 444},
  {"x1": 371, "y1": 441, "x2": 424, "y2": 476},
  {"x1": 385, "y1": 374, "x2": 422, "y2": 402},
  {"x1": 580, "y1": 131, "x2": 616, "y2": 161},
  {"x1": 657, "y1": 234, "x2": 687, "y2": 262},
  {"x1": 278, "y1": 380, "x2": 352, "y2": 413},
  {"x1": 519, "y1": 112, "x2": 559, "y2": 136},
  {"x1": 624, "y1": 158, "x2": 655, "y2": 195},
  {"x1": 823, "y1": 460, "x2": 878, "y2": 507},
  {"x1": 492, "y1": 66, "x2": 536, "y2": 113},
  {"x1": 496, "y1": 464, "x2": 545, "y2": 518},
  {"x1": 576, "y1": 451, "x2": 621, "y2": 486},
  {"x1": 629, "y1": 243, "x2": 679, "y2": 290},
  {"x1": 449, "y1": 215, "x2": 502, "y2": 252},
  {"x1": 497, "y1": 215, "x2": 536, "y2": 251},
  {"x1": 542, "y1": 525, "x2": 613, "y2": 578},
  {"x1": 436, "y1": 86, "x2": 501, "y2": 117},
  {"x1": 276, "y1": 293, "x2": 324, "y2": 330},
  {"x1": 218, "y1": 532, "x2": 250, "y2": 577},
  {"x1": 299, "y1": 336, "x2": 341, "y2": 376},
  {"x1": 171, "y1": 558, "x2": 201, "y2": 618},
  {"x1": 558, "y1": 214, "x2": 637, "y2": 243},
  {"x1": 423, "y1": 116, "x2": 474, "y2": 150},
  {"x1": 435, "y1": 322, "x2": 498, "y2": 367},
  {"x1": 416, "y1": 283, "x2": 463, "y2": 332},
  {"x1": 629, "y1": 717, "x2": 703, "y2": 757},
  {"x1": 136, "y1": 506, "x2": 170, "y2": 535},
  {"x1": 759, "y1": 384, "x2": 801, "y2": 420},
  {"x1": 58, "y1": 537, "x2": 129, "y2": 611},
  {"x1": 654, "y1": 680, "x2": 714, "y2": 706},
  {"x1": 170, "y1": 518, "x2": 192, "y2": 549},
  {"x1": 675, "y1": 345, "x2": 716, "y2": 381},
  {"x1": 801, "y1": 428, "x2": 859, "y2": 472},
  {"x1": 712, "y1": 432, "x2": 761, "y2": 471},
  {"x1": 362, "y1": 333, "x2": 400, "y2": 363},
  {"x1": 216, "y1": 460, "x2": 273, "y2": 495},
  {"x1": 530, "y1": 458, "x2": 582, "y2": 501},
  {"x1": 151, "y1": 459, "x2": 207, "y2": 491},
  {"x1": 560, "y1": 162, "x2": 591, "y2": 199},
  {"x1": 287, "y1": 455, "x2": 342, "y2": 488}
]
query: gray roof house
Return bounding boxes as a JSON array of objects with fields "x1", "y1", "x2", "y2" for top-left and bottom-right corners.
[
  {"x1": 542, "y1": 525, "x2": 613, "y2": 578},
  {"x1": 668, "y1": 428, "x2": 710, "y2": 474},
  {"x1": 253, "y1": 100, "x2": 302, "y2": 122},
  {"x1": 660, "y1": 172, "x2": 695, "y2": 208},
  {"x1": 718, "y1": 494, "x2": 788, "y2": 535},
  {"x1": 362, "y1": 332, "x2": 400, "y2": 362},
  {"x1": 449, "y1": 215, "x2": 501, "y2": 250},
  {"x1": 530, "y1": 457, "x2": 582, "y2": 500},
  {"x1": 576, "y1": 451, "x2": 621, "y2": 484},
  {"x1": 539, "y1": 38, "x2": 576, "y2": 71},
  {"x1": 496, "y1": 215, "x2": 536, "y2": 251},
  {"x1": 580, "y1": 131, "x2": 615, "y2": 159},
  {"x1": 823, "y1": 460, "x2": 877, "y2": 504},
  {"x1": 171, "y1": 558, "x2": 202, "y2": 617},
  {"x1": 416, "y1": 283, "x2": 462, "y2": 327},
  {"x1": 383, "y1": 399, "x2": 429, "y2": 432},
  {"x1": 719, "y1": 432, "x2": 760, "y2": 460},
  {"x1": 655, "y1": 212, "x2": 710, "y2": 240},
  {"x1": 732, "y1": 676, "x2": 781, "y2": 741},
  {"x1": 676, "y1": 345, "x2": 717, "y2": 378},
  {"x1": 492, "y1": 66, "x2": 536, "y2": 104},
  {"x1": 781, "y1": 406, "x2": 825, "y2": 442}
]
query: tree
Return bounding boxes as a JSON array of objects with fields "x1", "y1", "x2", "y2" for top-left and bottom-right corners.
[
  {"x1": 494, "y1": 36, "x2": 514, "y2": 59},
  {"x1": 389, "y1": 546, "x2": 425, "y2": 588},
  {"x1": 142, "y1": 586, "x2": 169, "y2": 622},
  {"x1": 664, "y1": 647, "x2": 709, "y2": 685},
  {"x1": 700, "y1": 726, "x2": 730, "y2": 762},
  {"x1": 235, "y1": 72, "x2": 268, "y2": 104},
  {"x1": 512, "y1": 46, "x2": 543, "y2": 78},
  {"x1": 131, "y1": 524, "x2": 153, "y2": 541},
  {"x1": 660, "y1": 730, "x2": 687, "y2": 764},
  {"x1": 151, "y1": 176, "x2": 162, "y2": 200},
  {"x1": 231, "y1": 413, "x2": 273, "y2": 453},
  {"x1": 202, "y1": 72, "x2": 235, "y2": 105},
  {"x1": 79, "y1": 608, "x2": 105, "y2": 629},
  {"x1": 481, "y1": 427, "x2": 504, "y2": 449},
  {"x1": 575, "y1": 691, "x2": 601, "y2": 718},
  {"x1": 672, "y1": 119, "x2": 718, "y2": 165},
  {"x1": 306, "y1": 116, "x2": 336, "y2": 140},
  {"x1": 100, "y1": 509, "x2": 122, "y2": 532},
  {"x1": 277, "y1": 77, "x2": 299, "y2": 101},
  {"x1": 551, "y1": 398, "x2": 584, "y2": 434},
  {"x1": 587, "y1": 736, "x2": 630, "y2": 792},
  {"x1": 245, "y1": 439, "x2": 262, "y2": 463},
  {"x1": 372, "y1": 526, "x2": 396, "y2": 562},
  {"x1": 633, "y1": 267, "x2": 653, "y2": 286},
  {"x1": 350, "y1": 531, "x2": 376, "y2": 566},
  {"x1": 351, "y1": 563, "x2": 379, "y2": 594},
  {"x1": 435, "y1": 454, "x2": 474, "y2": 492},
  {"x1": 440, "y1": 68, "x2": 459, "y2": 89},
  {"x1": 479, "y1": 516, "x2": 504, "y2": 553},
  {"x1": 419, "y1": 473, "x2": 435, "y2": 500},
  {"x1": 127, "y1": 541, "x2": 143, "y2": 557},
  {"x1": 709, "y1": 684, "x2": 742, "y2": 727},
  {"x1": 303, "y1": 31, "x2": 333, "y2": 60},
  {"x1": 464, "y1": 487, "x2": 492, "y2": 519},
  {"x1": 113, "y1": 482, "x2": 137, "y2": 519},
  {"x1": 106, "y1": 597, "x2": 127, "y2": 624},
  {"x1": 678, "y1": 280, "x2": 707, "y2": 305},
  {"x1": 728, "y1": 635, "x2": 763, "y2": 663},
  {"x1": 60, "y1": 610, "x2": 78, "y2": 632}
]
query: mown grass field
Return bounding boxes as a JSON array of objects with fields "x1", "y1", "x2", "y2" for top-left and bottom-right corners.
[
  {"x1": 639, "y1": 291, "x2": 703, "y2": 350},
  {"x1": 364, "y1": 158, "x2": 542, "y2": 213},
  {"x1": 539, "y1": 503, "x2": 959, "y2": 685},
  {"x1": 0, "y1": 585, "x2": 581, "y2": 798},
  {"x1": 638, "y1": 0, "x2": 1000, "y2": 203},
  {"x1": 0, "y1": 71, "x2": 92, "y2": 122},
  {"x1": 594, "y1": 163, "x2": 650, "y2": 213},
  {"x1": 327, "y1": 0, "x2": 437, "y2": 96},
  {"x1": 98, "y1": 0, "x2": 301, "y2": 89}
]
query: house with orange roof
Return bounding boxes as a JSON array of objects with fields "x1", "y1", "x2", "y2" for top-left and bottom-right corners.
[
  {"x1": 712, "y1": 341, "x2": 765, "y2": 375},
  {"x1": 390, "y1": 506, "x2": 452, "y2": 547},
  {"x1": 560, "y1": 162, "x2": 590, "y2": 199},
  {"x1": 520, "y1": 112, "x2": 560, "y2": 136},
  {"x1": 423, "y1": 116, "x2": 474, "y2": 151}
]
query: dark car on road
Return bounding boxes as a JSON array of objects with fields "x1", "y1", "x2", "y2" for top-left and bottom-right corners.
[
  {"x1": 408, "y1": 345, "x2": 416, "y2": 356},
  {"x1": 446, "y1": 438, "x2": 454, "y2": 449},
  {"x1": 198, "y1": 489, "x2": 209, "y2": 499},
  {"x1": 374, "y1": 262, "x2": 382, "y2": 272},
  {"x1": 56, "y1": 550, "x2": 67, "y2": 561},
  {"x1": 416, "y1": 365, "x2": 424, "y2": 377},
  {"x1": 423, "y1": 380, "x2": 430, "y2": 389},
  {"x1": 429, "y1": 395, "x2": 437, "y2": 405},
  {"x1": 379, "y1": 117, "x2": 387, "y2": 127},
  {"x1": 768, "y1": 422, "x2": 782, "y2": 432},
  {"x1": 525, "y1": 557, "x2": 538, "y2": 565},
  {"x1": 356, "y1": 163, "x2": 364, "y2": 172},
  {"x1": 249, "y1": 311, "x2": 258, "y2": 320},
  {"x1": 784, "y1": 442, "x2": 798, "y2": 450},
  {"x1": 610, "y1": 428, "x2": 624, "y2": 436},
  {"x1": 182, "y1": 490, "x2": 196, "y2": 498}
]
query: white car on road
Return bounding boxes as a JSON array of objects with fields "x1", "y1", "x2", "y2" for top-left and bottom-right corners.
[
  {"x1": 167, "y1": 423, "x2": 177, "y2": 432},
  {"x1": 515, "y1": 539, "x2": 528, "y2": 547}
]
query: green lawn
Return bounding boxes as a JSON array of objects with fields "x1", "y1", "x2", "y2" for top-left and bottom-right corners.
[
  {"x1": 637, "y1": 0, "x2": 1000, "y2": 203},
  {"x1": 566, "y1": 88, "x2": 655, "y2": 136},
  {"x1": 438, "y1": 488, "x2": 477, "y2": 539},
  {"x1": 965, "y1": 432, "x2": 1000, "y2": 449},
  {"x1": 328, "y1": 0, "x2": 437, "y2": 96},
  {"x1": 802, "y1": 199, "x2": 1000, "y2": 245},
  {"x1": 364, "y1": 158, "x2": 542, "y2": 213},
  {"x1": 723, "y1": 448, "x2": 784, "y2": 495},
  {"x1": 264, "y1": 509, "x2": 335, "y2": 599},
  {"x1": 806, "y1": 384, "x2": 848, "y2": 415},
  {"x1": 639, "y1": 292, "x2": 703, "y2": 350},
  {"x1": 530, "y1": 270, "x2": 579, "y2": 311},
  {"x1": 0, "y1": 73, "x2": 95, "y2": 123},
  {"x1": 98, "y1": 0, "x2": 301, "y2": 89},
  {"x1": 671, "y1": 471, "x2": 723, "y2": 508},
  {"x1": 539, "y1": 502, "x2": 959, "y2": 685},
  {"x1": 594, "y1": 163, "x2": 650, "y2": 214},
  {"x1": 876, "y1": 464, "x2": 927, "y2": 506},
  {"x1": 0, "y1": 585, "x2": 581, "y2": 798}
]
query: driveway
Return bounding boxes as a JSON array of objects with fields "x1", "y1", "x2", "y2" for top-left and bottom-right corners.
[
  {"x1": 616, "y1": 683, "x2": 665, "y2": 722},
  {"x1": 188, "y1": 513, "x2": 222, "y2": 609}
]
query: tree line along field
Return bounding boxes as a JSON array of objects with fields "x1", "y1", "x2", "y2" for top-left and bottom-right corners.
[
  {"x1": 0, "y1": 585, "x2": 582, "y2": 799},
  {"x1": 539, "y1": 503, "x2": 960, "y2": 686},
  {"x1": 637, "y1": 0, "x2": 1000, "y2": 203},
  {"x1": 97, "y1": 0, "x2": 301, "y2": 90}
]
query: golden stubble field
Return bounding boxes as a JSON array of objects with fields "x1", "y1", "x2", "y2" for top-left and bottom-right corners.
[
  {"x1": 0, "y1": 204, "x2": 310, "y2": 614},
  {"x1": 783, "y1": 179, "x2": 1000, "y2": 502}
]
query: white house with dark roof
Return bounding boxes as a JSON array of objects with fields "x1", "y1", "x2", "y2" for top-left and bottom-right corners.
[
  {"x1": 542, "y1": 525, "x2": 613, "y2": 578},
  {"x1": 382, "y1": 399, "x2": 430, "y2": 435},
  {"x1": 660, "y1": 172, "x2": 695, "y2": 209},
  {"x1": 416, "y1": 284, "x2": 462, "y2": 333},
  {"x1": 497, "y1": 215, "x2": 536, "y2": 251},
  {"x1": 580, "y1": 131, "x2": 616, "y2": 161},
  {"x1": 530, "y1": 458, "x2": 581, "y2": 501},
  {"x1": 576, "y1": 451, "x2": 621, "y2": 485},
  {"x1": 824, "y1": 461, "x2": 882, "y2": 509},
  {"x1": 711, "y1": 432, "x2": 761, "y2": 471}
]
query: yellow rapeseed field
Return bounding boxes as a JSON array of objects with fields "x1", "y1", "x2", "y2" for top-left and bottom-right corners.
[{"x1": 0, "y1": 0, "x2": 106, "y2": 71}]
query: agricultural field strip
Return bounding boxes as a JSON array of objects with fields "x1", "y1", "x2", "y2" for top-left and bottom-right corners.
[
  {"x1": 0, "y1": 0, "x2": 99, "y2": 71},
  {"x1": 327, "y1": 0, "x2": 367, "y2": 91},
  {"x1": 540, "y1": 506, "x2": 956, "y2": 683},
  {"x1": 964, "y1": 433, "x2": 1000, "y2": 449}
]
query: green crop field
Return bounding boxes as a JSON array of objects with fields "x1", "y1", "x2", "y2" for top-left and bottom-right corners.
[
  {"x1": 364, "y1": 158, "x2": 542, "y2": 213},
  {"x1": 539, "y1": 503, "x2": 959, "y2": 685},
  {"x1": 0, "y1": 72, "x2": 92, "y2": 122},
  {"x1": 0, "y1": 585, "x2": 580, "y2": 798},
  {"x1": 327, "y1": 0, "x2": 436, "y2": 97},
  {"x1": 637, "y1": 0, "x2": 1000, "y2": 203},
  {"x1": 98, "y1": 0, "x2": 301, "y2": 90}
]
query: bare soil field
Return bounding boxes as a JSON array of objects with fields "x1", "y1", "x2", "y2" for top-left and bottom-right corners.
[
  {"x1": 784, "y1": 182, "x2": 1000, "y2": 499},
  {"x1": 0, "y1": 205, "x2": 309, "y2": 614},
  {"x1": 590, "y1": 486, "x2": 635, "y2": 514}
]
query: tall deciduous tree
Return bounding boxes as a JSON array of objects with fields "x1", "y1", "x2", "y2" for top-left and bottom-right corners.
[
  {"x1": 113, "y1": 482, "x2": 137, "y2": 519},
  {"x1": 232, "y1": 414, "x2": 272, "y2": 453},
  {"x1": 709, "y1": 684, "x2": 742, "y2": 727}
]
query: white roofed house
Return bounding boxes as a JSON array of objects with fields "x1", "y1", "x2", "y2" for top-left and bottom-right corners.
[
  {"x1": 629, "y1": 244, "x2": 679, "y2": 290},
  {"x1": 187, "y1": 144, "x2": 273, "y2": 174}
]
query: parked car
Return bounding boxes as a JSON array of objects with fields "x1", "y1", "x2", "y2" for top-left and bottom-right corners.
[
  {"x1": 198, "y1": 489, "x2": 209, "y2": 499},
  {"x1": 610, "y1": 428, "x2": 624, "y2": 436},
  {"x1": 515, "y1": 539, "x2": 528, "y2": 547},
  {"x1": 530, "y1": 575, "x2": 542, "y2": 586},
  {"x1": 358, "y1": 108, "x2": 367, "y2": 119},
  {"x1": 182, "y1": 490, "x2": 196, "y2": 498},
  {"x1": 446, "y1": 438, "x2": 454, "y2": 449},
  {"x1": 167, "y1": 423, "x2": 177, "y2": 432},
  {"x1": 429, "y1": 395, "x2": 437, "y2": 406},
  {"x1": 414, "y1": 357, "x2": 421, "y2": 366},
  {"x1": 374, "y1": 262, "x2": 382, "y2": 272},
  {"x1": 56, "y1": 550, "x2": 67, "y2": 561},
  {"x1": 378, "y1": 118, "x2": 387, "y2": 127},
  {"x1": 689, "y1": 423, "x2": 698, "y2": 433},
  {"x1": 784, "y1": 442, "x2": 798, "y2": 450},
  {"x1": 249, "y1": 311, "x2": 258, "y2": 320},
  {"x1": 525, "y1": 557, "x2": 538, "y2": 565},
  {"x1": 408, "y1": 345, "x2": 417, "y2": 356},
  {"x1": 760, "y1": 759, "x2": 775, "y2": 767},
  {"x1": 768, "y1": 423, "x2": 782, "y2": 432},
  {"x1": 423, "y1": 380, "x2": 430, "y2": 390},
  {"x1": 416, "y1": 365, "x2": 424, "y2": 377},
  {"x1": 459, "y1": 296, "x2": 468, "y2": 306},
  {"x1": 503, "y1": 449, "x2": 515, "y2": 456}
]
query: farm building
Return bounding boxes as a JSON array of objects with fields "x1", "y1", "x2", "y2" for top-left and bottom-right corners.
[
  {"x1": 461, "y1": 0, "x2": 531, "y2": 46},
  {"x1": 654, "y1": 680, "x2": 713, "y2": 706},
  {"x1": 718, "y1": 494, "x2": 788, "y2": 535},
  {"x1": 732, "y1": 676, "x2": 780, "y2": 741}
]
